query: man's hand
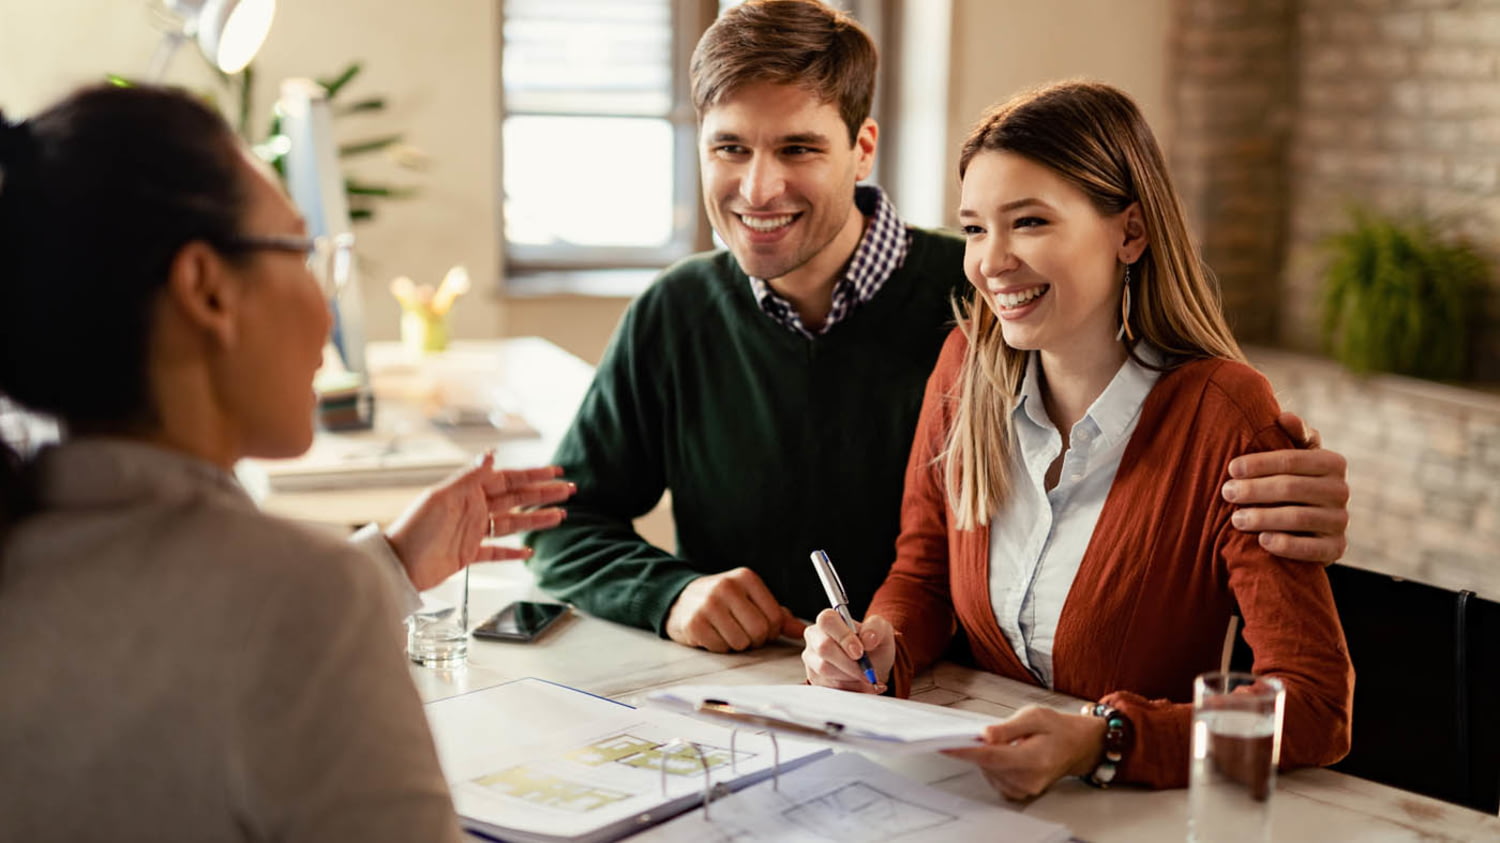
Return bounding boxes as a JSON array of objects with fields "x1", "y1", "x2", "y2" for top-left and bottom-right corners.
[
  {"x1": 665, "y1": 567, "x2": 806, "y2": 653},
  {"x1": 1221, "y1": 411, "x2": 1349, "y2": 565},
  {"x1": 943, "y1": 706, "x2": 1108, "y2": 801},
  {"x1": 386, "y1": 453, "x2": 574, "y2": 590}
]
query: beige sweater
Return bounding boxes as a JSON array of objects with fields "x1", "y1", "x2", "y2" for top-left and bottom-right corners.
[{"x1": 0, "y1": 439, "x2": 462, "y2": 842}]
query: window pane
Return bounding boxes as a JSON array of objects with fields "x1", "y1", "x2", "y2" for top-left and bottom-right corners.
[
  {"x1": 504, "y1": 116, "x2": 677, "y2": 249},
  {"x1": 505, "y1": 0, "x2": 672, "y2": 116}
]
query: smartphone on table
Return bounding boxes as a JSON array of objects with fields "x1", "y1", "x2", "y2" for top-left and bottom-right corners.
[{"x1": 472, "y1": 600, "x2": 571, "y2": 643}]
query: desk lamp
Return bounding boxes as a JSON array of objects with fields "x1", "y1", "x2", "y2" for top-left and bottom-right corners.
[{"x1": 147, "y1": 0, "x2": 277, "y2": 79}]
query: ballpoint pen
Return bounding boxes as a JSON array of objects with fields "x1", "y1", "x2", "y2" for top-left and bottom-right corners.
[{"x1": 809, "y1": 549, "x2": 879, "y2": 686}]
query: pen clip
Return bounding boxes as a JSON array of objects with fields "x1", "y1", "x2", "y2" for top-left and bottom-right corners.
[
  {"x1": 697, "y1": 699, "x2": 846, "y2": 739},
  {"x1": 809, "y1": 549, "x2": 848, "y2": 607}
]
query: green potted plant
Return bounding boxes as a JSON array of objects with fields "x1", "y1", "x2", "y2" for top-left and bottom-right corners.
[
  {"x1": 1320, "y1": 207, "x2": 1490, "y2": 380},
  {"x1": 247, "y1": 61, "x2": 423, "y2": 223},
  {"x1": 109, "y1": 60, "x2": 423, "y2": 224}
]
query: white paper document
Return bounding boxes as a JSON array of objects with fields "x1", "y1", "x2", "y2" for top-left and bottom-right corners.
[
  {"x1": 247, "y1": 425, "x2": 472, "y2": 491},
  {"x1": 633, "y1": 752, "x2": 1072, "y2": 843},
  {"x1": 424, "y1": 678, "x2": 832, "y2": 843},
  {"x1": 646, "y1": 684, "x2": 997, "y2": 753}
]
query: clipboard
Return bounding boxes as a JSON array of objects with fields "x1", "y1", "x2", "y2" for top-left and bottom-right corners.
[
  {"x1": 693, "y1": 698, "x2": 848, "y2": 739},
  {"x1": 645, "y1": 684, "x2": 993, "y2": 754}
]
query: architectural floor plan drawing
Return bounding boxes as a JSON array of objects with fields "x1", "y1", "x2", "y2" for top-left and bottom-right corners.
[
  {"x1": 424, "y1": 679, "x2": 833, "y2": 842},
  {"x1": 472, "y1": 731, "x2": 756, "y2": 813},
  {"x1": 635, "y1": 752, "x2": 1072, "y2": 843},
  {"x1": 472, "y1": 764, "x2": 633, "y2": 813},
  {"x1": 568, "y1": 732, "x2": 750, "y2": 776},
  {"x1": 782, "y1": 781, "x2": 956, "y2": 840}
]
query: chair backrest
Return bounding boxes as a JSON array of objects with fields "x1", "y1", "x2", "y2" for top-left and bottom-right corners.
[{"x1": 1230, "y1": 563, "x2": 1499, "y2": 814}]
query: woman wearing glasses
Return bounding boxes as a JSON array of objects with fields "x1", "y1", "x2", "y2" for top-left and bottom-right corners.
[{"x1": 0, "y1": 85, "x2": 570, "y2": 840}]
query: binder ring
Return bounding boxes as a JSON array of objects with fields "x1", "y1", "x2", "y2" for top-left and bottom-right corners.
[
  {"x1": 657, "y1": 739, "x2": 717, "y2": 820},
  {"x1": 729, "y1": 728, "x2": 782, "y2": 792}
]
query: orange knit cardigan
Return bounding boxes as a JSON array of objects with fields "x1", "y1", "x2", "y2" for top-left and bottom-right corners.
[{"x1": 871, "y1": 329, "x2": 1354, "y2": 788}]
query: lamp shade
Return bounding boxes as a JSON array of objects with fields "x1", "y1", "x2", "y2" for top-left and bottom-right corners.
[{"x1": 166, "y1": 0, "x2": 276, "y2": 74}]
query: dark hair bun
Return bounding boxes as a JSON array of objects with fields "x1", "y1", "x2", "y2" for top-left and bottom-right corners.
[
  {"x1": 0, "y1": 112, "x2": 32, "y2": 167},
  {"x1": 0, "y1": 112, "x2": 35, "y2": 194},
  {"x1": 0, "y1": 85, "x2": 247, "y2": 427}
]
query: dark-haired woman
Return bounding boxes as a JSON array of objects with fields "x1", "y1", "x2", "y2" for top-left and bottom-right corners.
[{"x1": 0, "y1": 85, "x2": 571, "y2": 841}]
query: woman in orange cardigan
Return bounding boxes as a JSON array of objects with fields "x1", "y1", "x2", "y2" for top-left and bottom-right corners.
[{"x1": 802, "y1": 81, "x2": 1353, "y2": 796}]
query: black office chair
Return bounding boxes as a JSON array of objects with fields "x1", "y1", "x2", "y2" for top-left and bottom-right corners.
[{"x1": 1230, "y1": 563, "x2": 1499, "y2": 814}]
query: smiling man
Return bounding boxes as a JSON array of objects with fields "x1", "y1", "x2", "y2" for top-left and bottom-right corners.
[{"x1": 526, "y1": 0, "x2": 1351, "y2": 653}]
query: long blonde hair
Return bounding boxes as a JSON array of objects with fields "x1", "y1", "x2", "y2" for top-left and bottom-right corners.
[{"x1": 943, "y1": 80, "x2": 1247, "y2": 530}]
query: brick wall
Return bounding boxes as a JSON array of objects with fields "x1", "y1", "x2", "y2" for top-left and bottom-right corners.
[
  {"x1": 1169, "y1": 0, "x2": 1296, "y2": 344},
  {"x1": 1251, "y1": 346, "x2": 1500, "y2": 601},
  {"x1": 1170, "y1": 0, "x2": 1500, "y2": 378},
  {"x1": 1283, "y1": 0, "x2": 1500, "y2": 378},
  {"x1": 1170, "y1": 1, "x2": 1500, "y2": 596}
]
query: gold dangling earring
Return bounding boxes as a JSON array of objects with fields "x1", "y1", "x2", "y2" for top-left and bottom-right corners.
[{"x1": 1117, "y1": 263, "x2": 1135, "y2": 342}]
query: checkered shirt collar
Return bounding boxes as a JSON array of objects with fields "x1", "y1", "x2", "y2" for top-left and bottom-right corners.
[{"x1": 749, "y1": 184, "x2": 910, "y2": 338}]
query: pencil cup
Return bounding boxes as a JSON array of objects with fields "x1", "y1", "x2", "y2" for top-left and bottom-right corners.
[
  {"x1": 406, "y1": 567, "x2": 469, "y2": 667},
  {"x1": 1188, "y1": 672, "x2": 1285, "y2": 843},
  {"x1": 401, "y1": 307, "x2": 449, "y2": 355}
]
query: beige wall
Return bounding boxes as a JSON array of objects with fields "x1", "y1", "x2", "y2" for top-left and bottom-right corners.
[
  {"x1": 939, "y1": 0, "x2": 1172, "y2": 227},
  {"x1": 0, "y1": 1, "x2": 1171, "y2": 349},
  {"x1": 0, "y1": 0, "x2": 503, "y2": 343}
]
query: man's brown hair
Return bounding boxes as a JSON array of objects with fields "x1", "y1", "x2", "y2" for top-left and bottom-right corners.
[{"x1": 690, "y1": 0, "x2": 877, "y2": 144}]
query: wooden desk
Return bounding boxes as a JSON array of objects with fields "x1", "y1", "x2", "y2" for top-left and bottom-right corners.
[
  {"x1": 254, "y1": 338, "x2": 1498, "y2": 839},
  {"x1": 422, "y1": 560, "x2": 1500, "y2": 843},
  {"x1": 256, "y1": 337, "x2": 595, "y2": 528}
]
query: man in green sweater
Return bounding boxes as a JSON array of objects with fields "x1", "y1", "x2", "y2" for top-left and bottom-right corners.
[{"x1": 527, "y1": 0, "x2": 1352, "y2": 652}]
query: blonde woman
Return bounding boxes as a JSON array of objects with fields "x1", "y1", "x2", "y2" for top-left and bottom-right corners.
[{"x1": 802, "y1": 81, "x2": 1353, "y2": 795}]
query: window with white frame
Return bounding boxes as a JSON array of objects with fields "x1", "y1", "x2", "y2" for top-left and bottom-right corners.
[{"x1": 501, "y1": 0, "x2": 710, "y2": 275}]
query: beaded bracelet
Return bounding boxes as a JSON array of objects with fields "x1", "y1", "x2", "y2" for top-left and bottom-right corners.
[{"x1": 1079, "y1": 702, "x2": 1133, "y2": 788}]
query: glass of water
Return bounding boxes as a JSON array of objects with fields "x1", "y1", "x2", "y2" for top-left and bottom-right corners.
[
  {"x1": 406, "y1": 567, "x2": 469, "y2": 667},
  {"x1": 1188, "y1": 672, "x2": 1285, "y2": 843}
]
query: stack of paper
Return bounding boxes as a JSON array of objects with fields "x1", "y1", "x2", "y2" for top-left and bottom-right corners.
[
  {"x1": 248, "y1": 424, "x2": 472, "y2": 492},
  {"x1": 635, "y1": 752, "x2": 1073, "y2": 843}
]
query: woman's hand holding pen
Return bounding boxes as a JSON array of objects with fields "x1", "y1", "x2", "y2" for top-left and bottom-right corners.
[{"x1": 802, "y1": 610, "x2": 897, "y2": 694}]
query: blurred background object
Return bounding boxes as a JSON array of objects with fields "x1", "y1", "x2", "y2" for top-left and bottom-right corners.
[{"x1": 146, "y1": 0, "x2": 276, "y2": 78}]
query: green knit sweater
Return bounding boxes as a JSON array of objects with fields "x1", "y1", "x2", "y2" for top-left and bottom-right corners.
[{"x1": 527, "y1": 228, "x2": 966, "y2": 633}]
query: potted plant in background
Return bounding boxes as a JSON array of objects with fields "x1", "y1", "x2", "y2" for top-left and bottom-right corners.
[
  {"x1": 109, "y1": 60, "x2": 424, "y2": 224},
  {"x1": 1320, "y1": 207, "x2": 1491, "y2": 381},
  {"x1": 243, "y1": 62, "x2": 426, "y2": 222},
  {"x1": 246, "y1": 61, "x2": 425, "y2": 223}
]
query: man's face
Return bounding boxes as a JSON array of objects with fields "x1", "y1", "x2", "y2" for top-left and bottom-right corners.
[{"x1": 699, "y1": 82, "x2": 876, "y2": 286}]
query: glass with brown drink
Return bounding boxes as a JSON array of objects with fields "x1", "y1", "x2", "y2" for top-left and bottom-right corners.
[{"x1": 1188, "y1": 672, "x2": 1285, "y2": 843}]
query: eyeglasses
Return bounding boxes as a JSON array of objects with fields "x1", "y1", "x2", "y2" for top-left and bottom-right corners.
[
  {"x1": 217, "y1": 232, "x2": 355, "y2": 299},
  {"x1": 219, "y1": 232, "x2": 316, "y2": 259}
]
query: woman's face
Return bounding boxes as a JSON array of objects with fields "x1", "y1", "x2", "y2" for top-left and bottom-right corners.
[
  {"x1": 958, "y1": 150, "x2": 1132, "y2": 356},
  {"x1": 217, "y1": 156, "x2": 332, "y2": 460}
]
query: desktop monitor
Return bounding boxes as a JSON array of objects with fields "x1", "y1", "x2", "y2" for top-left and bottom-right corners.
[{"x1": 277, "y1": 78, "x2": 368, "y2": 378}]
